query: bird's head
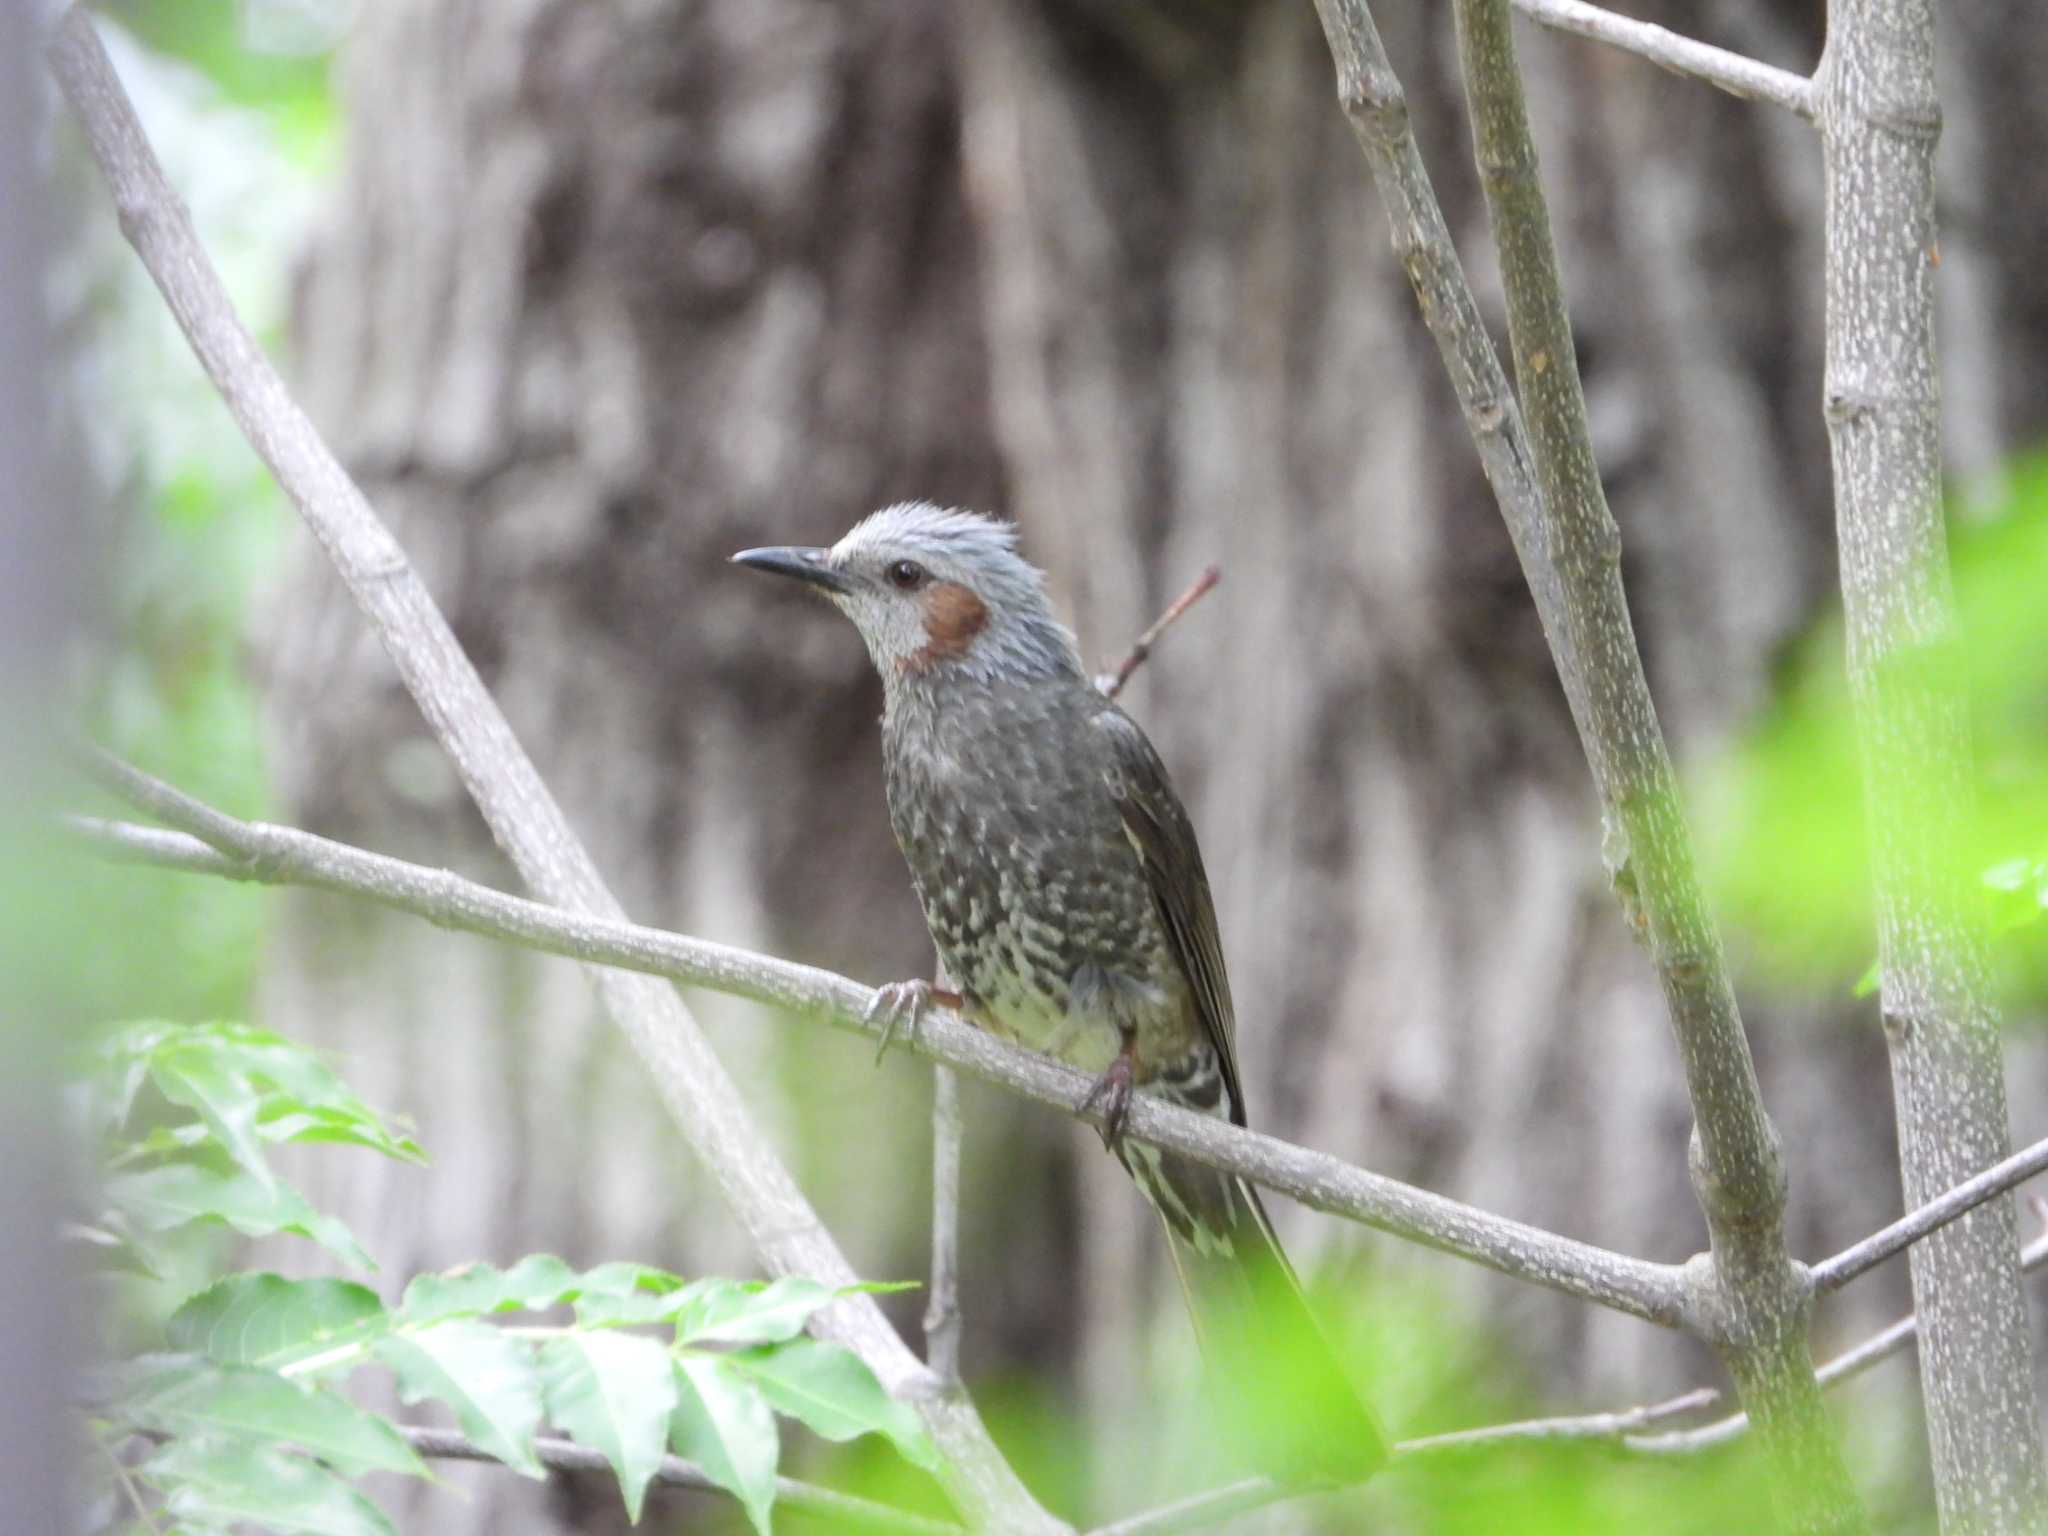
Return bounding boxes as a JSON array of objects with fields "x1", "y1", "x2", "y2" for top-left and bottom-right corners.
[{"x1": 733, "y1": 502, "x2": 1082, "y2": 687}]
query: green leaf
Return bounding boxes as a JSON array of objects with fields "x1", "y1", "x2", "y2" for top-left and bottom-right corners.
[
  {"x1": 670, "y1": 1354, "x2": 778, "y2": 1536},
  {"x1": 1852, "y1": 962, "x2": 1880, "y2": 1000},
  {"x1": 147, "y1": 1438, "x2": 397, "y2": 1536},
  {"x1": 401, "y1": 1255, "x2": 581, "y2": 1325},
  {"x1": 576, "y1": 1261, "x2": 688, "y2": 1297},
  {"x1": 376, "y1": 1321, "x2": 545, "y2": 1477},
  {"x1": 1985, "y1": 857, "x2": 2035, "y2": 891},
  {"x1": 675, "y1": 1278, "x2": 841, "y2": 1348},
  {"x1": 104, "y1": 1162, "x2": 374, "y2": 1270},
  {"x1": 168, "y1": 1274, "x2": 387, "y2": 1370},
  {"x1": 169, "y1": 1025, "x2": 422, "y2": 1164},
  {"x1": 728, "y1": 1339, "x2": 936, "y2": 1471},
  {"x1": 121, "y1": 1360, "x2": 424, "y2": 1477},
  {"x1": 538, "y1": 1331, "x2": 680, "y2": 1522},
  {"x1": 149, "y1": 1043, "x2": 275, "y2": 1189},
  {"x1": 259, "y1": 1105, "x2": 425, "y2": 1165}
]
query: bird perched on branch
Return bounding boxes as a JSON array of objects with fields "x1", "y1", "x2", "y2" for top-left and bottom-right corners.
[{"x1": 734, "y1": 502, "x2": 1386, "y2": 1484}]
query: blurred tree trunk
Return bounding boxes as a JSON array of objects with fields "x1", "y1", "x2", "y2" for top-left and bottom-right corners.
[{"x1": 267, "y1": 0, "x2": 2048, "y2": 1526}]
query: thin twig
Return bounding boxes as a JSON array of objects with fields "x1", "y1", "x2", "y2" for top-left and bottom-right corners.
[
  {"x1": 44, "y1": 13, "x2": 1059, "y2": 1529},
  {"x1": 1096, "y1": 564, "x2": 1222, "y2": 700},
  {"x1": 401, "y1": 1426, "x2": 961, "y2": 1536},
  {"x1": 66, "y1": 795, "x2": 1688, "y2": 1327},
  {"x1": 1810, "y1": 1135, "x2": 2048, "y2": 1294},
  {"x1": 1083, "y1": 1230, "x2": 2048, "y2": 1534},
  {"x1": 1508, "y1": 0, "x2": 1815, "y2": 119},
  {"x1": 1397, "y1": 1387, "x2": 1721, "y2": 1457},
  {"x1": 88, "y1": 1423, "x2": 165, "y2": 1536},
  {"x1": 926, "y1": 1034, "x2": 966, "y2": 1387},
  {"x1": 1632, "y1": 1227, "x2": 2048, "y2": 1456}
]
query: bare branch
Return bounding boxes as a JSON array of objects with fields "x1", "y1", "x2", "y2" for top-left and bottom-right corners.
[
  {"x1": 1399, "y1": 1389, "x2": 1721, "y2": 1456},
  {"x1": 1818, "y1": 0, "x2": 2048, "y2": 1522},
  {"x1": 1633, "y1": 1227, "x2": 2048, "y2": 1456},
  {"x1": 1096, "y1": 564, "x2": 1222, "y2": 700},
  {"x1": 66, "y1": 794, "x2": 1689, "y2": 1327},
  {"x1": 1811, "y1": 1134, "x2": 2048, "y2": 1295},
  {"x1": 1308, "y1": 0, "x2": 1859, "y2": 1524},
  {"x1": 400, "y1": 1426, "x2": 961, "y2": 1536},
  {"x1": 926, "y1": 1060, "x2": 966, "y2": 1386},
  {"x1": 43, "y1": 14, "x2": 1058, "y2": 1528},
  {"x1": 1085, "y1": 1228, "x2": 2048, "y2": 1534},
  {"x1": 1508, "y1": 0, "x2": 1815, "y2": 119},
  {"x1": 1306, "y1": 0, "x2": 1596, "y2": 758},
  {"x1": 1084, "y1": 1479, "x2": 1277, "y2": 1536}
]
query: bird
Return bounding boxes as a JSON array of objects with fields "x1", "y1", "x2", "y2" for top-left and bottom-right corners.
[{"x1": 733, "y1": 501, "x2": 1387, "y2": 1485}]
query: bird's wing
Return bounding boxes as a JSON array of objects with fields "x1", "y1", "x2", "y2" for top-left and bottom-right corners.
[{"x1": 1092, "y1": 705, "x2": 1247, "y2": 1126}]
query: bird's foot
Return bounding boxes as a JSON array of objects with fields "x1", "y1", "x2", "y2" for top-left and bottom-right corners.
[
  {"x1": 865, "y1": 979, "x2": 963, "y2": 1064},
  {"x1": 1080, "y1": 1046, "x2": 1138, "y2": 1151}
]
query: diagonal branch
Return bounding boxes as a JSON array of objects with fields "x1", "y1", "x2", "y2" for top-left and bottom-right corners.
[
  {"x1": 43, "y1": 13, "x2": 1057, "y2": 1530},
  {"x1": 1448, "y1": 0, "x2": 1860, "y2": 1520},
  {"x1": 1084, "y1": 1226, "x2": 2048, "y2": 1534},
  {"x1": 1810, "y1": 1134, "x2": 2048, "y2": 1295},
  {"x1": 1632, "y1": 1225, "x2": 2048, "y2": 1456},
  {"x1": 67, "y1": 776, "x2": 1688, "y2": 1327},
  {"x1": 1508, "y1": 0, "x2": 1815, "y2": 120},
  {"x1": 1311, "y1": 1, "x2": 1860, "y2": 1529}
]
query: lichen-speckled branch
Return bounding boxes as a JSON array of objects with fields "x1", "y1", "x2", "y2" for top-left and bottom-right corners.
[
  {"x1": 69, "y1": 783, "x2": 1687, "y2": 1326},
  {"x1": 1448, "y1": 1, "x2": 1863, "y2": 1523},
  {"x1": 1509, "y1": 0, "x2": 1815, "y2": 119},
  {"x1": 1818, "y1": 0, "x2": 2048, "y2": 1525},
  {"x1": 1309, "y1": 0, "x2": 1863, "y2": 1528},
  {"x1": 44, "y1": 12, "x2": 1058, "y2": 1529}
]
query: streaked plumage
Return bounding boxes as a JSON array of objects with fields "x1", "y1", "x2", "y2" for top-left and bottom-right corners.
[{"x1": 734, "y1": 502, "x2": 1386, "y2": 1483}]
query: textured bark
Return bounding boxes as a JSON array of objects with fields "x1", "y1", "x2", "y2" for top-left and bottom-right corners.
[
  {"x1": 1819, "y1": 0, "x2": 2048, "y2": 1527},
  {"x1": 1442, "y1": 0, "x2": 1861, "y2": 1524},
  {"x1": 265, "y1": 0, "x2": 2048, "y2": 1526}
]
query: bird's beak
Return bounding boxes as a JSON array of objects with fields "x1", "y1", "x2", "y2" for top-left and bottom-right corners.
[{"x1": 729, "y1": 545, "x2": 853, "y2": 595}]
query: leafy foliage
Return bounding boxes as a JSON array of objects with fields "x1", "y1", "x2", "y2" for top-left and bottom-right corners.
[
  {"x1": 76, "y1": 1021, "x2": 936, "y2": 1533},
  {"x1": 1704, "y1": 458, "x2": 2048, "y2": 1001}
]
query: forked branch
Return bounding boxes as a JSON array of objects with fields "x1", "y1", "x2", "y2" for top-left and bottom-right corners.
[{"x1": 44, "y1": 12, "x2": 1056, "y2": 1528}]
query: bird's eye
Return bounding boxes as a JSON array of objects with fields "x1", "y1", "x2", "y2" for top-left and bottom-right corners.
[{"x1": 886, "y1": 559, "x2": 928, "y2": 590}]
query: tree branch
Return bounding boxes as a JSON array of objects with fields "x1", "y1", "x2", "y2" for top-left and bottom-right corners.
[
  {"x1": 1818, "y1": 0, "x2": 2048, "y2": 1520},
  {"x1": 1306, "y1": 0, "x2": 1597, "y2": 760},
  {"x1": 401, "y1": 1426, "x2": 960, "y2": 1536},
  {"x1": 926, "y1": 1059, "x2": 966, "y2": 1387},
  {"x1": 1633, "y1": 1225, "x2": 2048, "y2": 1456},
  {"x1": 1810, "y1": 1133, "x2": 2048, "y2": 1295},
  {"x1": 1508, "y1": 0, "x2": 1815, "y2": 120},
  {"x1": 66, "y1": 787, "x2": 1689, "y2": 1327},
  {"x1": 1314, "y1": 0, "x2": 1861, "y2": 1526},
  {"x1": 1095, "y1": 564, "x2": 1221, "y2": 700},
  {"x1": 43, "y1": 13, "x2": 1059, "y2": 1530},
  {"x1": 1082, "y1": 1225, "x2": 2048, "y2": 1535}
]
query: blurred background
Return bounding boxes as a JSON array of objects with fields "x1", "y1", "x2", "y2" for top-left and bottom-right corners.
[{"x1": 59, "y1": 0, "x2": 2048, "y2": 1529}]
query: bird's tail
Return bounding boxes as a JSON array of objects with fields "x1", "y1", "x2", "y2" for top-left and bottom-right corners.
[{"x1": 1122, "y1": 1143, "x2": 1389, "y2": 1486}]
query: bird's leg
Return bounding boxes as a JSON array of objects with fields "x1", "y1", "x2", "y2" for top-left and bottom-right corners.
[
  {"x1": 865, "y1": 979, "x2": 964, "y2": 1064},
  {"x1": 1079, "y1": 1026, "x2": 1140, "y2": 1151}
]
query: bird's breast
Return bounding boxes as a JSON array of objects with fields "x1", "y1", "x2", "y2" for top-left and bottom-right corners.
[{"x1": 882, "y1": 688, "x2": 1184, "y2": 1077}]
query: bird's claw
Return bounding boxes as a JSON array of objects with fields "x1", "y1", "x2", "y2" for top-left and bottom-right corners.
[
  {"x1": 1080, "y1": 1051, "x2": 1137, "y2": 1151},
  {"x1": 867, "y1": 979, "x2": 965, "y2": 1064}
]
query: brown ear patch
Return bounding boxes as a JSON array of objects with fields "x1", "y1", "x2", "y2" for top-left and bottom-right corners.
[{"x1": 902, "y1": 581, "x2": 988, "y2": 672}]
